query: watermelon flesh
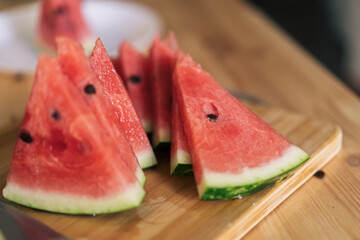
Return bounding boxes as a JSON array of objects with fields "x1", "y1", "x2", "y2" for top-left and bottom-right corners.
[
  {"x1": 89, "y1": 38, "x2": 157, "y2": 169},
  {"x1": 37, "y1": 0, "x2": 93, "y2": 52},
  {"x1": 173, "y1": 55, "x2": 310, "y2": 200},
  {"x1": 118, "y1": 42, "x2": 153, "y2": 133},
  {"x1": 56, "y1": 37, "x2": 146, "y2": 185},
  {"x1": 170, "y1": 95, "x2": 192, "y2": 175},
  {"x1": 149, "y1": 33, "x2": 178, "y2": 148},
  {"x1": 3, "y1": 56, "x2": 145, "y2": 214}
]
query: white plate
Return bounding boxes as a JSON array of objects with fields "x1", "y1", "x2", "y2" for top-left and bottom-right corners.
[{"x1": 0, "y1": 0, "x2": 163, "y2": 73}]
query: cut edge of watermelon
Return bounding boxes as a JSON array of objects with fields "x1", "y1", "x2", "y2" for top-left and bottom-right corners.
[
  {"x1": 170, "y1": 149, "x2": 193, "y2": 175},
  {"x1": 198, "y1": 145, "x2": 310, "y2": 200},
  {"x1": 135, "y1": 166, "x2": 147, "y2": 186},
  {"x1": 82, "y1": 37, "x2": 96, "y2": 55},
  {"x1": 152, "y1": 128, "x2": 171, "y2": 149},
  {"x1": 137, "y1": 150, "x2": 158, "y2": 169},
  {"x1": 3, "y1": 181, "x2": 146, "y2": 215}
]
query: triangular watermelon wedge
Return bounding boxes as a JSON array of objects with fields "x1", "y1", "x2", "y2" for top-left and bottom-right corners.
[
  {"x1": 118, "y1": 42, "x2": 153, "y2": 133},
  {"x1": 37, "y1": 0, "x2": 93, "y2": 52},
  {"x1": 56, "y1": 37, "x2": 146, "y2": 184},
  {"x1": 149, "y1": 33, "x2": 178, "y2": 148},
  {"x1": 3, "y1": 56, "x2": 145, "y2": 214},
  {"x1": 173, "y1": 55, "x2": 310, "y2": 200},
  {"x1": 89, "y1": 38, "x2": 157, "y2": 169},
  {"x1": 170, "y1": 94, "x2": 192, "y2": 175}
]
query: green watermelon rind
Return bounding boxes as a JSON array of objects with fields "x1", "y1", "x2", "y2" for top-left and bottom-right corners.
[
  {"x1": 170, "y1": 150, "x2": 193, "y2": 175},
  {"x1": 3, "y1": 182, "x2": 146, "y2": 215},
  {"x1": 198, "y1": 146, "x2": 310, "y2": 200},
  {"x1": 137, "y1": 150, "x2": 158, "y2": 169},
  {"x1": 171, "y1": 164, "x2": 193, "y2": 176}
]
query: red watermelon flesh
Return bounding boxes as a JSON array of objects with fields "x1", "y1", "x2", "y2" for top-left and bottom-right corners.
[
  {"x1": 37, "y1": 0, "x2": 92, "y2": 51},
  {"x1": 2, "y1": 56, "x2": 145, "y2": 214},
  {"x1": 170, "y1": 94, "x2": 192, "y2": 175},
  {"x1": 149, "y1": 33, "x2": 178, "y2": 147},
  {"x1": 89, "y1": 38, "x2": 157, "y2": 169},
  {"x1": 173, "y1": 55, "x2": 310, "y2": 200},
  {"x1": 56, "y1": 37, "x2": 146, "y2": 184},
  {"x1": 118, "y1": 41, "x2": 153, "y2": 133}
]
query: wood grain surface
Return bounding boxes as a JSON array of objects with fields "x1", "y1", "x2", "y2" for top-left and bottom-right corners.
[
  {"x1": 0, "y1": 0, "x2": 359, "y2": 239},
  {"x1": 0, "y1": 101, "x2": 341, "y2": 240}
]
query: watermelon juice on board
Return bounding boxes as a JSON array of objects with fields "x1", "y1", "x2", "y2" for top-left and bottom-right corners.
[{"x1": 173, "y1": 55, "x2": 310, "y2": 200}]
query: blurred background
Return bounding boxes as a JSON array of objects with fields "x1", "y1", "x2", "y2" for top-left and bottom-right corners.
[
  {"x1": 1, "y1": 0, "x2": 360, "y2": 95},
  {"x1": 249, "y1": 0, "x2": 360, "y2": 94}
]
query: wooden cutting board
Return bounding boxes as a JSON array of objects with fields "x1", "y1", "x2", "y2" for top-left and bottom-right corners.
[{"x1": 0, "y1": 99, "x2": 342, "y2": 240}]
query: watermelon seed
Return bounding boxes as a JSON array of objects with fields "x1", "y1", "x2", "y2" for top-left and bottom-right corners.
[
  {"x1": 19, "y1": 131, "x2": 33, "y2": 143},
  {"x1": 129, "y1": 75, "x2": 141, "y2": 83},
  {"x1": 314, "y1": 170, "x2": 325, "y2": 179},
  {"x1": 84, "y1": 84, "x2": 96, "y2": 94},
  {"x1": 203, "y1": 103, "x2": 219, "y2": 122},
  {"x1": 51, "y1": 110, "x2": 60, "y2": 121},
  {"x1": 207, "y1": 114, "x2": 218, "y2": 121},
  {"x1": 54, "y1": 6, "x2": 68, "y2": 15}
]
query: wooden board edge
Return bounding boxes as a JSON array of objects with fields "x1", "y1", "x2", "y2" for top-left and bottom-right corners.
[{"x1": 215, "y1": 126, "x2": 343, "y2": 240}]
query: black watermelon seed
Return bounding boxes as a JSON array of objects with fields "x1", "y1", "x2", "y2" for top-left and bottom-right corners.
[
  {"x1": 129, "y1": 75, "x2": 141, "y2": 84},
  {"x1": 54, "y1": 6, "x2": 68, "y2": 15},
  {"x1": 314, "y1": 170, "x2": 325, "y2": 179},
  {"x1": 207, "y1": 114, "x2": 218, "y2": 121},
  {"x1": 84, "y1": 84, "x2": 96, "y2": 94},
  {"x1": 19, "y1": 131, "x2": 33, "y2": 143},
  {"x1": 51, "y1": 110, "x2": 60, "y2": 121}
]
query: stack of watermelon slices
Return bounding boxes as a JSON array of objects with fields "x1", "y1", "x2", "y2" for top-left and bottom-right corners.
[
  {"x1": 171, "y1": 55, "x2": 310, "y2": 200},
  {"x1": 114, "y1": 33, "x2": 178, "y2": 148},
  {"x1": 3, "y1": 37, "x2": 157, "y2": 215},
  {"x1": 114, "y1": 35, "x2": 309, "y2": 200},
  {"x1": 3, "y1": 32, "x2": 310, "y2": 215}
]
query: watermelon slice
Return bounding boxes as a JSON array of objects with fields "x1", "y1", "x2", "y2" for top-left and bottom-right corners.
[
  {"x1": 2, "y1": 56, "x2": 145, "y2": 214},
  {"x1": 170, "y1": 95, "x2": 192, "y2": 175},
  {"x1": 89, "y1": 38, "x2": 157, "y2": 169},
  {"x1": 118, "y1": 42, "x2": 153, "y2": 133},
  {"x1": 173, "y1": 55, "x2": 310, "y2": 200},
  {"x1": 37, "y1": 0, "x2": 93, "y2": 52},
  {"x1": 56, "y1": 37, "x2": 146, "y2": 185},
  {"x1": 149, "y1": 33, "x2": 178, "y2": 148}
]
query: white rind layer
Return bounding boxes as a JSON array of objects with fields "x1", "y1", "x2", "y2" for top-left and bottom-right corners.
[
  {"x1": 3, "y1": 181, "x2": 145, "y2": 215},
  {"x1": 198, "y1": 145, "x2": 309, "y2": 196},
  {"x1": 170, "y1": 149, "x2": 192, "y2": 174},
  {"x1": 82, "y1": 37, "x2": 96, "y2": 56},
  {"x1": 137, "y1": 150, "x2": 157, "y2": 169},
  {"x1": 135, "y1": 166, "x2": 147, "y2": 186}
]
